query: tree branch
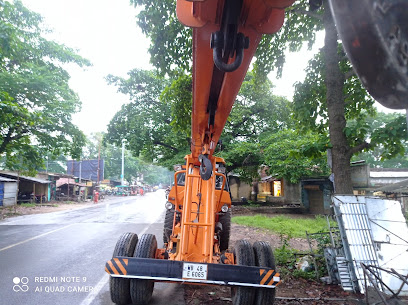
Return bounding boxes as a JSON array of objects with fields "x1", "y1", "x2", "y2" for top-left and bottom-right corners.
[
  {"x1": 293, "y1": 8, "x2": 323, "y2": 20},
  {"x1": 0, "y1": 127, "x2": 15, "y2": 154},
  {"x1": 152, "y1": 140, "x2": 179, "y2": 153},
  {"x1": 348, "y1": 142, "x2": 371, "y2": 157}
]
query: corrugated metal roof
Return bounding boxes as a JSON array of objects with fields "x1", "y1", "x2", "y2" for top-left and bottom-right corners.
[
  {"x1": 0, "y1": 177, "x2": 16, "y2": 182},
  {"x1": 376, "y1": 179, "x2": 408, "y2": 194},
  {"x1": 0, "y1": 171, "x2": 51, "y2": 184}
]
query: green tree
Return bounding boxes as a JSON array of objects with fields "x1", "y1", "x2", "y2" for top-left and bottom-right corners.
[
  {"x1": 219, "y1": 72, "x2": 294, "y2": 181},
  {"x1": 106, "y1": 68, "x2": 294, "y2": 177},
  {"x1": 261, "y1": 129, "x2": 330, "y2": 183},
  {"x1": 130, "y1": 0, "x2": 191, "y2": 76},
  {"x1": 0, "y1": 1, "x2": 90, "y2": 174},
  {"x1": 352, "y1": 113, "x2": 408, "y2": 168},
  {"x1": 262, "y1": 1, "x2": 406, "y2": 193},
  {"x1": 130, "y1": 0, "x2": 408, "y2": 193},
  {"x1": 105, "y1": 69, "x2": 190, "y2": 166}
]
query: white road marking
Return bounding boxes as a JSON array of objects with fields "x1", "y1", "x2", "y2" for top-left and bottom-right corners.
[{"x1": 0, "y1": 223, "x2": 75, "y2": 252}]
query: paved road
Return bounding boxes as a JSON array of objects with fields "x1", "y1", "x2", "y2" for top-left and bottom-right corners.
[{"x1": 0, "y1": 190, "x2": 185, "y2": 305}]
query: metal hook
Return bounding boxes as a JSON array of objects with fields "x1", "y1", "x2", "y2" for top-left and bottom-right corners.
[
  {"x1": 211, "y1": 32, "x2": 249, "y2": 73},
  {"x1": 198, "y1": 154, "x2": 213, "y2": 180}
]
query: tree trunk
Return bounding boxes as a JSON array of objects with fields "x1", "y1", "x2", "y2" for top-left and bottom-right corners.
[{"x1": 323, "y1": 2, "x2": 353, "y2": 194}]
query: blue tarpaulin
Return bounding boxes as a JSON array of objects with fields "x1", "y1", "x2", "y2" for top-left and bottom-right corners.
[{"x1": 67, "y1": 159, "x2": 104, "y2": 182}]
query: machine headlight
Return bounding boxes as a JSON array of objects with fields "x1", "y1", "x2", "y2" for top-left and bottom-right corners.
[
  {"x1": 217, "y1": 166, "x2": 226, "y2": 174},
  {"x1": 165, "y1": 201, "x2": 174, "y2": 210},
  {"x1": 221, "y1": 204, "x2": 229, "y2": 213},
  {"x1": 173, "y1": 164, "x2": 182, "y2": 171}
]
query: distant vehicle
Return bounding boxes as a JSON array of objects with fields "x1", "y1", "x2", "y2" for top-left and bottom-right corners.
[
  {"x1": 115, "y1": 185, "x2": 130, "y2": 196},
  {"x1": 130, "y1": 185, "x2": 139, "y2": 196}
]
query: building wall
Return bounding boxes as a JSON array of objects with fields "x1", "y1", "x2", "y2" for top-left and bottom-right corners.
[
  {"x1": 350, "y1": 163, "x2": 370, "y2": 188},
  {"x1": 230, "y1": 176, "x2": 302, "y2": 205},
  {"x1": 265, "y1": 180, "x2": 301, "y2": 205},
  {"x1": 228, "y1": 176, "x2": 252, "y2": 202},
  {"x1": 2, "y1": 182, "x2": 17, "y2": 206}
]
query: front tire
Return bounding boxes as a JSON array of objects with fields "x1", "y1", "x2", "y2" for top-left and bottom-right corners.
[
  {"x1": 231, "y1": 240, "x2": 256, "y2": 305},
  {"x1": 130, "y1": 234, "x2": 157, "y2": 305},
  {"x1": 218, "y1": 209, "x2": 231, "y2": 251},
  {"x1": 253, "y1": 241, "x2": 276, "y2": 305},
  {"x1": 163, "y1": 208, "x2": 174, "y2": 244},
  {"x1": 110, "y1": 232, "x2": 138, "y2": 305}
]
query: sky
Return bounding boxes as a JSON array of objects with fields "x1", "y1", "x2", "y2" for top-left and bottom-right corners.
[
  {"x1": 23, "y1": 0, "x2": 153, "y2": 134},
  {"x1": 22, "y1": 0, "x2": 400, "y2": 136}
]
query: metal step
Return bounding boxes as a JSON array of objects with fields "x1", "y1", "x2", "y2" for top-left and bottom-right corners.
[{"x1": 336, "y1": 256, "x2": 354, "y2": 291}]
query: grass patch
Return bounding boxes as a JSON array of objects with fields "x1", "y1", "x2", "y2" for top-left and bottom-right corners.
[
  {"x1": 20, "y1": 203, "x2": 36, "y2": 208},
  {"x1": 232, "y1": 214, "x2": 334, "y2": 238}
]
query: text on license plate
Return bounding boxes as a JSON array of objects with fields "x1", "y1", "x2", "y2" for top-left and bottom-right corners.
[{"x1": 182, "y1": 263, "x2": 208, "y2": 280}]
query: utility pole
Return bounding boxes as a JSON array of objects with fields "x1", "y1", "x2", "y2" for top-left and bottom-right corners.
[
  {"x1": 121, "y1": 139, "x2": 126, "y2": 185},
  {"x1": 97, "y1": 140, "x2": 101, "y2": 185}
]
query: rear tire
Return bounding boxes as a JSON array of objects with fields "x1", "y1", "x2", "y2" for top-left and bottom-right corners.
[
  {"x1": 231, "y1": 240, "x2": 256, "y2": 305},
  {"x1": 110, "y1": 232, "x2": 138, "y2": 305},
  {"x1": 130, "y1": 234, "x2": 157, "y2": 305},
  {"x1": 163, "y1": 208, "x2": 174, "y2": 244},
  {"x1": 253, "y1": 241, "x2": 276, "y2": 305},
  {"x1": 218, "y1": 209, "x2": 231, "y2": 251}
]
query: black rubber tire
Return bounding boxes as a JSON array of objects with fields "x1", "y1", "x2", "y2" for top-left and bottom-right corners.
[
  {"x1": 162, "y1": 208, "x2": 174, "y2": 244},
  {"x1": 231, "y1": 240, "x2": 256, "y2": 305},
  {"x1": 110, "y1": 232, "x2": 138, "y2": 305},
  {"x1": 253, "y1": 241, "x2": 276, "y2": 305},
  {"x1": 218, "y1": 209, "x2": 231, "y2": 251},
  {"x1": 130, "y1": 234, "x2": 157, "y2": 305}
]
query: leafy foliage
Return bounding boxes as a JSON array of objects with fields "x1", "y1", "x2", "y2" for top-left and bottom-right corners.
[
  {"x1": 160, "y1": 73, "x2": 192, "y2": 136},
  {"x1": 254, "y1": 1, "x2": 323, "y2": 79},
  {"x1": 293, "y1": 49, "x2": 407, "y2": 166},
  {"x1": 352, "y1": 113, "x2": 408, "y2": 167},
  {"x1": 0, "y1": 0, "x2": 90, "y2": 174},
  {"x1": 130, "y1": 0, "x2": 192, "y2": 76},
  {"x1": 220, "y1": 142, "x2": 263, "y2": 182},
  {"x1": 261, "y1": 129, "x2": 330, "y2": 183},
  {"x1": 124, "y1": 0, "x2": 407, "y2": 191},
  {"x1": 105, "y1": 69, "x2": 190, "y2": 165}
]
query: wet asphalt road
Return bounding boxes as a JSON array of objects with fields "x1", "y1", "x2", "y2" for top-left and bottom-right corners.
[{"x1": 0, "y1": 190, "x2": 185, "y2": 305}]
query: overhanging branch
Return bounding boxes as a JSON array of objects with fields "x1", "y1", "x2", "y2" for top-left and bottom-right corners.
[
  {"x1": 152, "y1": 140, "x2": 179, "y2": 153},
  {"x1": 348, "y1": 142, "x2": 371, "y2": 157}
]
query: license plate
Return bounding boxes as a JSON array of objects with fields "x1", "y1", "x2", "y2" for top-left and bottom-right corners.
[{"x1": 182, "y1": 263, "x2": 208, "y2": 280}]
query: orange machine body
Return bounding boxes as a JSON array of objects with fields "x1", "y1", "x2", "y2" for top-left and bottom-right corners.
[
  {"x1": 163, "y1": 0, "x2": 295, "y2": 264},
  {"x1": 106, "y1": 0, "x2": 295, "y2": 294},
  {"x1": 177, "y1": 0, "x2": 294, "y2": 158}
]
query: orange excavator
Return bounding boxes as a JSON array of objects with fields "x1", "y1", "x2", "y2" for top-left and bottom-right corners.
[
  {"x1": 106, "y1": 1, "x2": 294, "y2": 304},
  {"x1": 105, "y1": 0, "x2": 408, "y2": 304}
]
